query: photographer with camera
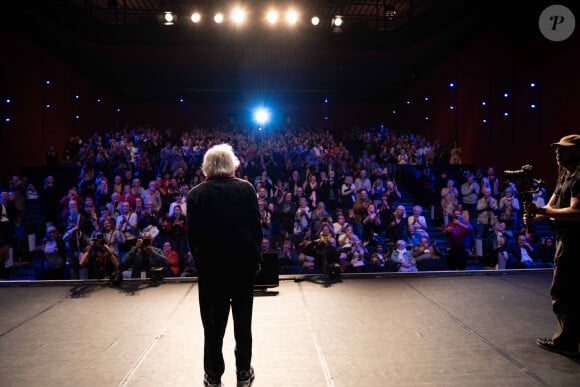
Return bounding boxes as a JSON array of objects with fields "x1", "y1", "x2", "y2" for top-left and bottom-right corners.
[
  {"x1": 526, "y1": 135, "x2": 580, "y2": 357},
  {"x1": 118, "y1": 233, "x2": 168, "y2": 279},
  {"x1": 443, "y1": 209, "x2": 472, "y2": 270},
  {"x1": 79, "y1": 234, "x2": 120, "y2": 281}
]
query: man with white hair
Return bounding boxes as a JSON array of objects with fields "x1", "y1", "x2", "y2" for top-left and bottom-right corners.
[{"x1": 187, "y1": 143, "x2": 262, "y2": 387}]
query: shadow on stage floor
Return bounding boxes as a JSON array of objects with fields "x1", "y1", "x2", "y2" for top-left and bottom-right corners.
[{"x1": 0, "y1": 270, "x2": 579, "y2": 387}]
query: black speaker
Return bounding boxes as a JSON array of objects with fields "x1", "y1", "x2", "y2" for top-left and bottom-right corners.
[{"x1": 255, "y1": 252, "x2": 279, "y2": 289}]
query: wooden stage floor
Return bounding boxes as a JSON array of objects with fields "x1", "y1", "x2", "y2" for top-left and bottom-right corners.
[{"x1": 1, "y1": 271, "x2": 579, "y2": 387}]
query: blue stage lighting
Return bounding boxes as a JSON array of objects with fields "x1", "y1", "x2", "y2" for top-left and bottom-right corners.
[{"x1": 254, "y1": 107, "x2": 271, "y2": 126}]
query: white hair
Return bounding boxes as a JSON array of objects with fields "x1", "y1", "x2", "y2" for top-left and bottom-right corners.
[{"x1": 201, "y1": 143, "x2": 240, "y2": 177}]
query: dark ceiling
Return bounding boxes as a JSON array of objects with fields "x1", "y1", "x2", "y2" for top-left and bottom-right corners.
[{"x1": 8, "y1": 1, "x2": 553, "y2": 104}]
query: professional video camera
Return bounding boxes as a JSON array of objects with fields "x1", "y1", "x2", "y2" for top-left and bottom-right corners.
[{"x1": 503, "y1": 164, "x2": 545, "y2": 227}]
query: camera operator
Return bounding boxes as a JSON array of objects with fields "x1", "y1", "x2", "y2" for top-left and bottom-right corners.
[
  {"x1": 79, "y1": 234, "x2": 120, "y2": 280},
  {"x1": 526, "y1": 134, "x2": 580, "y2": 357},
  {"x1": 119, "y1": 234, "x2": 168, "y2": 279}
]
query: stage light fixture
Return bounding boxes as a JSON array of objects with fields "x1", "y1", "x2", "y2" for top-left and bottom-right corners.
[
  {"x1": 311, "y1": 16, "x2": 320, "y2": 26},
  {"x1": 163, "y1": 12, "x2": 175, "y2": 25},
  {"x1": 191, "y1": 12, "x2": 201, "y2": 23},
  {"x1": 266, "y1": 10, "x2": 279, "y2": 24},
  {"x1": 254, "y1": 107, "x2": 271, "y2": 126},
  {"x1": 231, "y1": 7, "x2": 246, "y2": 24},
  {"x1": 333, "y1": 16, "x2": 343, "y2": 27},
  {"x1": 285, "y1": 10, "x2": 298, "y2": 25},
  {"x1": 214, "y1": 13, "x2": 224, "y2": 24}
]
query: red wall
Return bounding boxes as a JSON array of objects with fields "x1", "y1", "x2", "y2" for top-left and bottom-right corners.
[
  {"x1": 2, "y1": 22, "x2": 579, "y2": 189},
  {"x1": 394, "y1": 26, "x2": 580, "y2": 185}
]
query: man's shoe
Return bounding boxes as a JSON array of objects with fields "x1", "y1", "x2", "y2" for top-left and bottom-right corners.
[
  {"x1": 237, "y1": 366, "x2": 255, "y2": 387},
  {"x1": 536, "y1": 337, "x2": 580, "y2": 357},
  {"x1": 203, "y1": 373, "x2": 223, "y2": 387}
]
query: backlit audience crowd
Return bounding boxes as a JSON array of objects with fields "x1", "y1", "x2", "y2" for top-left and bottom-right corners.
[{"x1": 0, "y1": 125, "x2": 555, "y2": 279}]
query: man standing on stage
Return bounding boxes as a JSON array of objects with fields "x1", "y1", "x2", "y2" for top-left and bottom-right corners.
[
  {"x1": 527, "y1": 134, "x2": 580, "y2": 357},
  {"x1": 187, "y1": 144, "x2": 263, "y2": 387}
]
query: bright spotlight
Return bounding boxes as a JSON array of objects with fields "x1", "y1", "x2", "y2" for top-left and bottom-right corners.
[
  {"x1": 191, "y1": 12, "x2": 201, "y2": 23},
  {"x1": 266, "y1": 10, "x2": 279, "y2": 24},
  {"x1": 311, "y1": 16, "x2": 320, "y2": 26},
  {"x1": 333, "y1": 16, "x2": 343, "y2": 27},
  {"x1": 254, "y1": 107, "x2": 271, "y2": 126},
  {"x1": 285, "y1": 10, "x2": 298, "y2": 25},
  {"x1": 214, "y1": 13, "x2": 224, "y2": 24},
  {"x1": 163, "y1": 12, "x2": 174, "y2": 25},
  {"x1": 231, "y1": 7, "x2": 246, "y2": 24}
]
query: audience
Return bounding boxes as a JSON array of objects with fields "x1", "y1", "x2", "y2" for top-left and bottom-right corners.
[{"x1": 0, "y1": 124, "x2": 558, "y2": 279}]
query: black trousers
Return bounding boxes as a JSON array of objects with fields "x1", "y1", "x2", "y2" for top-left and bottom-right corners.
[
  {"x1": 446, "y1": 247, "x2": 467, "y2": 270},
  {"x1": 198, "y1": 271, "x2": 255, "y2": 380},
  {"x1": 551, "y1": 237, "x2": 580, "y2": 350}
]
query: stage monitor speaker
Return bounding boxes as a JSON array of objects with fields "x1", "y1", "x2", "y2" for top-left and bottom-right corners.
[{"x1": 255, "y1": 252, "x2": 279, "y2": 289}]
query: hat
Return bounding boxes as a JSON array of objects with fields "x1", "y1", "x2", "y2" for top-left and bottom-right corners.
[{"x1": 551, "y1": 134, "x2": 580, "y2": 148}]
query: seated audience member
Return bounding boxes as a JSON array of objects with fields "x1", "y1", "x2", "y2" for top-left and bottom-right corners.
[
  {"x1": 180, "y1": 251, "x2": 197, "y2": 277},
  {"x1": 119, "y1": 184, "x2": 137, "y2": 208},
  {"x1": 407, "y1": 205, "x2": 429, "y2": 238},
  {"x1": 277, "y1": 191, "x2": 296, "y2": 235},
  {"x1": 311, "y1": 201, "x2": 331, "y2": 235},
  {"x1": 490, "y1": 222, "x2": 514, "y2": 269},
  {"x1": 338, "y1": 238, "x2": 367, "y2": 273},
  {"x1": 107, "y1": 191, "x2": 123, "y2": 218},
  {"x1": 411, "y1": 237, "x2": 448, "y2": 271},
  {"x1": 505, "y1": 234, "x2": 552, "y2": 269},
  {"x1": 362, "y1": 202, "x2": 381, "y2": 246},
  {"x1": 536, "y1": 236, "x2": 556, "y2": 267},
  {"x1": 258, "y1": 199, "x2": 272, "y2": 241},
  {"x1": 277, "y1": 236, "x2": 300, "y2": 274},
  {"x1": 390, "y1": 240, "x2": 418, "y2": 272},
  {"x1": 119, "y1": 234, "x2": 169, "y2": 278},
  {"x1": 39, "y1": 226, "x2": 66, "y2": 280},
  {"x1": 162, "y1": 241, "x2": 181, "y2": 277},
  {"x1": 332, "y1": 211, "x2": 348, "y2": 237},
  {"x1": 339, "y1": 176, "x2": 356, "y2": 211},
  {"x1": 498, "y1": 187, "x2": 520, "y2": 231},
  {"x1": 385, "y1": 205, "x2": 407, "y2": 244},
  {"x1": 406, "y1": 225, "x2": 422, "y2": 247},
  {"x1": 92, "y1": 218, "x2": 125, "y2": 258},
  {"x1": 293, "y1": 197, "x2": 312, "y2": 235},
  {"x1": 353, "y1": 188, "x2": 373, "y2": 237},
  {"x1": 168, "y1": 204, "x2": 188, "y2": 263},
  {"x1": 337, "y1": 223, "x2": 358, "y2": 250},
  {"x1": 369, "y1": 242, "x2": 387, "y2": 272},
  {"x1": 116, "y1": 201, "x2": 139, "y2": 258},
  {"x1": 141, "y1": 180, "x2": 162, "y2": 213}
]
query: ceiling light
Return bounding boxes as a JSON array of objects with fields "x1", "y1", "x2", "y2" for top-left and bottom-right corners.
[
  {"x1": 163, "y1": 12, "x2": 174, "y2": 25},
  {"x1": 231, "y1": 7, "x2": 246, "y2": 24},
  {"x1": 285, "y1": 10, "x2": 298, "y2": 25},
  {"x1": 191, "y1": 12, "x2": 201, "y2": 23},
  {"x1": 266, "y1": 10, "x2": 279, "y2": 24}
]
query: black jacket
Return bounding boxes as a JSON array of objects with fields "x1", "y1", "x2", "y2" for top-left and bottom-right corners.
[{"x1": 187, "y1": 177, "x2": 262, "y2": 277}]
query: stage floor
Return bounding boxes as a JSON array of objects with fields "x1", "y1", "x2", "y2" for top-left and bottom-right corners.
[{"x1": 1, "y1": 272, "x2": 579, "y2": 387}]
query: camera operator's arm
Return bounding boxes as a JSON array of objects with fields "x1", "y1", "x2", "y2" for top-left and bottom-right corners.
[
  {"x1": 148, "y1": 246, "x2": 169, "y2": 268},
  {"x1": 530, "y1": 194, "x2": 580, "y2": 222},
  {"x1": 79, "y1": 241, "x2": 93, "y2": 266}
]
